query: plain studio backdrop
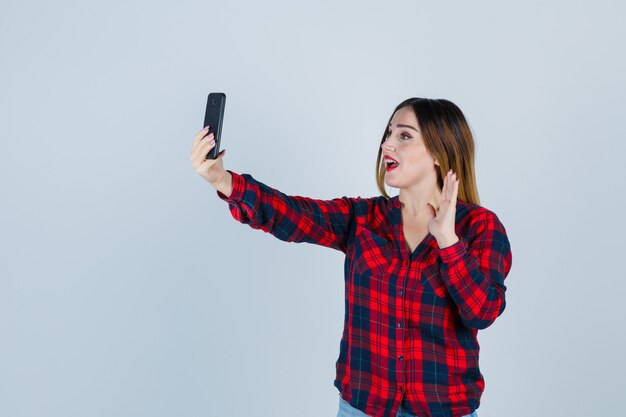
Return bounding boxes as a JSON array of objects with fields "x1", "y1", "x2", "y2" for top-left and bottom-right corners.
[{"x1": 1, "y1": 1, "x2": 625, "y2": 416}]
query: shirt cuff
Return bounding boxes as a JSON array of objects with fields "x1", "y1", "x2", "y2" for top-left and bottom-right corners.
[
  {"x1": 438, "y1": 237, "x2": 468, "y2": 264},
  {"x1": 216, "y1": 170, "x2": 245, "y2": 202}
]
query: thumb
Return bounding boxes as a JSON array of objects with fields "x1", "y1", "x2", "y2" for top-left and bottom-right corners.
[{"x1": 426, "y1": 203, "x2": 437, "y2": 220}]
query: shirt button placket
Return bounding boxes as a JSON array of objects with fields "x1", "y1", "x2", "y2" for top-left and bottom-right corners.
[
  {"x1": 398, "y1": 259, "x2": 406, "y2": 296},
  {"x1": 397, "y1": 258, "x2": 408, "y2": 393},
  {"x1": 396, "y1": 320, "x2": 405, "y2": 395}
]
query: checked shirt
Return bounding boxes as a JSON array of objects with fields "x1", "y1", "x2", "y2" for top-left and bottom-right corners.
[{"x1": 216, "y1": 171, "x2": 513, "y2": 417}]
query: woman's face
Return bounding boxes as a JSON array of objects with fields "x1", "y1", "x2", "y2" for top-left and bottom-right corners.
[{"x1": 381, "y1": 106, "x2": 439, "y2": 191}]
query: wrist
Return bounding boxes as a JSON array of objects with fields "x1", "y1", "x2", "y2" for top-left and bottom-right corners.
[
  {"x1": 212, "y1": 170, "x2": 233, "y2": 198},
  {"x1": 436, "y1": 234, "x2": 459, "y2": 249}
]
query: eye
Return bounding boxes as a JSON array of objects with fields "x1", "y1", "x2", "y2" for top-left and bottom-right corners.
[{"x1": 384, "y1": 129, "x2": 412, "y2": 140}]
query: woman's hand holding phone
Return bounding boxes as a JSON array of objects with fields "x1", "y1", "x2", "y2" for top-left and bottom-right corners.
[{"x1": 190, "y1": 127, "x2": 233, "y2": 197}]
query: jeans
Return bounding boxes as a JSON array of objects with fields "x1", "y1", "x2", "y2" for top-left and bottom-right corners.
[{"x1": 336, "y1": 396, "x2": 478, "y2": 417}]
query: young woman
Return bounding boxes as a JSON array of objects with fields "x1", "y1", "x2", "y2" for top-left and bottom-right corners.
[{"x1": 190, "y1": 98, "x2": 512, "y2": 417}]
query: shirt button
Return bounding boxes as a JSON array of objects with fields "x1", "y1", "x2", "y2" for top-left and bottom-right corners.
[
  {"x1": 398, "y1": 355, "x2": 403, "y2": 361},
  {"x1": 397, "y1": 322, "x2": 403, "y2": 328},
  {"x1": 398, "y1": 290, "x2": 404, "y2": 296}
]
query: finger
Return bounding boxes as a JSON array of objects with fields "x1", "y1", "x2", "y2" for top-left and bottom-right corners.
[
  {"x1": 215, "y1": 149, "x2": 226, "y2": 163},
  {"x1": 210, "y1": 148, "x2": 225, "y2": 161},
  {"x1": 197, "y1": 148, "x2": 226, "y2": 171},
  {"x1": 197, "y1": 139, "x2": 216, "y2": 161},
  {"x1": 426, "y1": 203, "x2": 436, "y2": 219},
  {"x1": 447, "y1": 171, "x2": 456, "y2": 201},
  {"x1": 451, "y1": 177, "x2": 459, "y2": 203},
  {"x1": 191, "y1": 133, "x2": 215, "y2": 161},
  {"x1": 190, "y1": 129, "x2": 211, "y2": 157},
  {"x1": 193, "y1": 126, "x2": 211, "y2": 147},
  {"x1": 191, "y1": 139, "x2": 214, "y2": 164},
  {"x1": 443, "y1": 170, "x2": 451, "y2": 200},
  {"x1": 191, "y1": 141, "x2": 216, "y2": 167}
]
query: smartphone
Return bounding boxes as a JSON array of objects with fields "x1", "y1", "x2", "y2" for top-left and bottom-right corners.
[{"x1": 203, "y1": 92, "x2": 226, "y2": 159}]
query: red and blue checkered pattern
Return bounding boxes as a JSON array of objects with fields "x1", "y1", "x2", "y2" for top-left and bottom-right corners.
[{"x1": 217, "y1": 171, "x2": 512, "y2": 417}]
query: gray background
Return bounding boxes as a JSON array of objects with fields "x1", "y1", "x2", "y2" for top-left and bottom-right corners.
[{"x1": 1, "y1": 1, "x2": 625, "y2": 416}]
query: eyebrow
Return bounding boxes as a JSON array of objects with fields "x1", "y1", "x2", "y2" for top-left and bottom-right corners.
[{"x1": 388, "y1": 123, "x2": 419, "y2": 132}]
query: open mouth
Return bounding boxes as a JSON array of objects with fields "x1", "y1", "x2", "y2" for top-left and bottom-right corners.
[{"x1": 385, "y1": 157, "x2": 399, "y2": 172}]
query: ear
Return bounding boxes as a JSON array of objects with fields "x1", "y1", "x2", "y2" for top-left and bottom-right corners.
[{"x1": 434, "y1": 159, "x2": 440, "y2": 166}]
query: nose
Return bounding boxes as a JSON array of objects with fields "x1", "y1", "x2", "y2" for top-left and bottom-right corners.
[{"x1": 381, "y1": 139, "x2": 395, "y2": 152}]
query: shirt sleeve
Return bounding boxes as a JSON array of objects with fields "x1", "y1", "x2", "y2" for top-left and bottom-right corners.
[
  {"x1": 216, "y1": 170, "x2": 356, "y2": 253},
  {"x1": 436, "y1": 210, "x2": 513, "y2": 330}
]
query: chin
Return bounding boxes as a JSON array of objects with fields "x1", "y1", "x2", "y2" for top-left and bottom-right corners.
[{"x1": 384, "y1": 179, "x2": 402, "y2": 189}]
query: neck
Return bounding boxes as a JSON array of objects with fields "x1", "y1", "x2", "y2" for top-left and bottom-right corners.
[{"x1": 398, "y1": 182, "x2": 442, "y2": 219}]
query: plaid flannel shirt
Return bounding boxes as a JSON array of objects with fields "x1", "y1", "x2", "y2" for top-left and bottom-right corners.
[{"x1": 216, "y1": 171, "x2": 512, "y2": 417}]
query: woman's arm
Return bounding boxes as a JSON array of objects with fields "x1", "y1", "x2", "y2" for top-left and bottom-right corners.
[
  {"x1": 215, "y1": 170, "x2": 355, "y2": 253},
  {"x1": 437, "y1": 210, "x2": 513, "y2": 330},
  {"x1": 190, "y1": 129, "x2": 355, "y2": 253}
]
